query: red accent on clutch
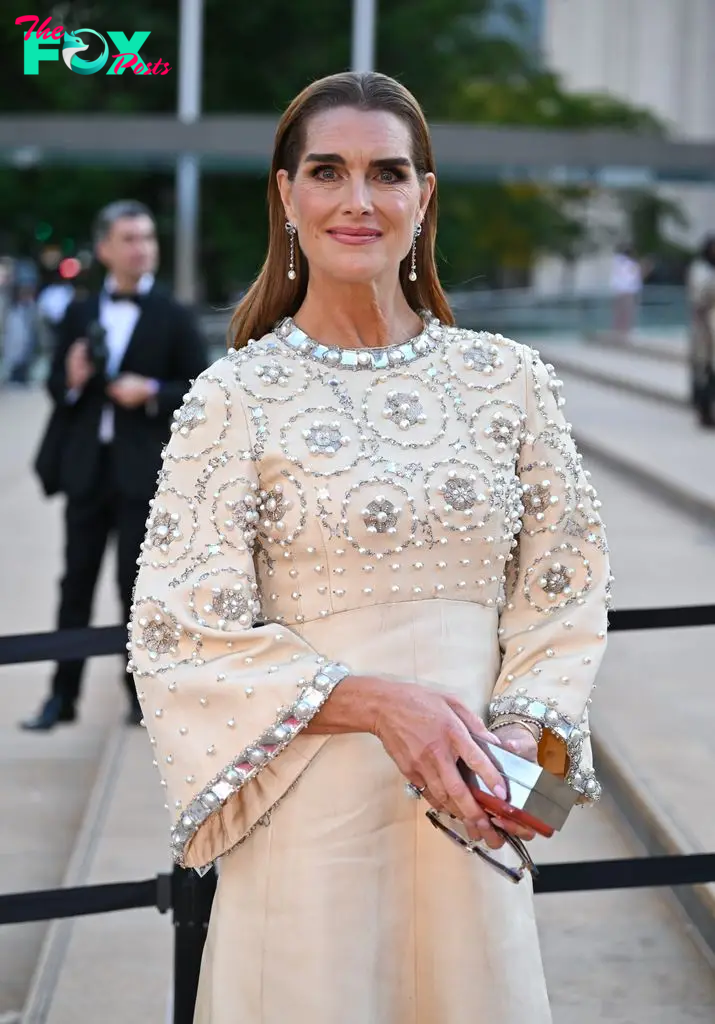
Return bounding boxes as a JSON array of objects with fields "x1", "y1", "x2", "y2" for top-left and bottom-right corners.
[
  {"x1": 462, "y1": 785, "x2": 555, "y2": 838},
  {"x1": 456, "y1": 733, "x2": 578, "y2": 839}
]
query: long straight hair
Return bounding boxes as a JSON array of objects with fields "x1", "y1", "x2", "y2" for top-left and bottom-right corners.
[{"x1": 229, "y1": 72, "x2": 454, "y2": 350}]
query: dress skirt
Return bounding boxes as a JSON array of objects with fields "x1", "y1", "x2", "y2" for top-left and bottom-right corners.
[{"x1": 194, "y1": 600, "x2": 552, "y2": 1024}]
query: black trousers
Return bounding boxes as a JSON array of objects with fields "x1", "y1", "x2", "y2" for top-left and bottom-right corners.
[{"x1": 51, "y1": 447, "x2": 149, "y2": 707}]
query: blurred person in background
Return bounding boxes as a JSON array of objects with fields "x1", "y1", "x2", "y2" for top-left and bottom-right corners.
[
  {"x1": 610, "y1": 242, "x2": 643, "y2": 338},
  {"x1": 22, "y1": 200, "x2": 208, "y2": 731},
  {"x1": 686, "y1": 234, "x2": 715, "y2": 428},
  {"x1": 37, "y1": 270, "x2": 76, "y2": 326},
  {"x1": 2, "y1": 282, "x2": 40, "y2": 386},
  {"x1": 129, "y1": 73, "x2": 610, "y2": 1023}
]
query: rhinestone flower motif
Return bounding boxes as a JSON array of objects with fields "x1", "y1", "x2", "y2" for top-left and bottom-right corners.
[
  {"x1": 538, "y1": 562, "x2": 575, "y2": 599},
  {"x1": 522, "y1": 480, "x2": 558, "y2": 521},
  {"x1": 209, "y1": 585, "x2": 249, "y2": 623},
  {"x1": 461, "y1": 341, "x2": 503, "y2": 374},
  {"x1": 145, "y1": 507, "x2": 182, "y2": 552},
  {"x1": 257, "y1": 485, "x2": 290, "y2": 532},
  {"x1": 382, "y1": 390, "x2": 427, "y2": 431},
  {"x1": 303, "y1": 421, "x2": 349, "y2": 455},
  {"x1": 440, "y1": 474, "x2": 481, "y2": 511},
  {"x1": 171, "y1": 395, "x2": 207, "y2": 437},
  {"x1": 141, "y1": 618, "x2": 177, "y2": 655},
  {"x1": 254, "y1": 360, "x2": 294, "y2": 387},
  {"x1": 362, "y1": 496, "x2": 401, "y2": 534},
  {"x1": 223, "y1": 494, "x2": 260, "y2": 543},
  {"x1": 484, "y1": 413, "x2": 521, "y2": 450}
]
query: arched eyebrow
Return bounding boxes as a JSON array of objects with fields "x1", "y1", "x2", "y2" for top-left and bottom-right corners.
[{"x1": 303, "y1": 153, "x2": 412, "y2": 170}]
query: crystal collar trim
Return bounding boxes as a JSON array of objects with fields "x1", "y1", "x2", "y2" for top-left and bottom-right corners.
[{"x1": 273, "y1": 312, "x2": 447, "y2": 371}]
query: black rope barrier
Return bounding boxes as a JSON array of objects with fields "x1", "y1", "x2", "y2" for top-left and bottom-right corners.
[
  {"x1": 0, "y1": 624, "x2": 125, "y2": 666},
  {"x1": 608, "y1": 603, "x2": 715, "y2": 632},
  {"x1": 532, "y1": 851, "x2": 715, "y2": 893},
  {"x1": 0, "y1": 603, "x2": 714, "y2": 669},
  {"x1": 2, "y1": 852, "x2": 715, "y2": 928},
  {"x1": 0, "y1": 876, "x2": 170, "y2": 926}
]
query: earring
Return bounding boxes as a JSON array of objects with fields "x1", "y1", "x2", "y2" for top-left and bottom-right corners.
[
  {"x1": 408, "y1": 223, "x2": 422, "y2": 282},
  {"x1": 285, "y1": 221, "x2": 297, "y2": 281}
]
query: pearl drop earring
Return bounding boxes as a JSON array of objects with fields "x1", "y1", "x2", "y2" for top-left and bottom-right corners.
[
  {"x1": 409, "y1": 223, "x2": 422, "y2": 282},
  {"x1": 286, "y1": 221, "x2": 297, "y2": 281}
]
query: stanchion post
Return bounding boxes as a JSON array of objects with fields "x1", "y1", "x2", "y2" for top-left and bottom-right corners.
[{"x1": 171, "y1": 863, "x2": 217, "y2": 1024}]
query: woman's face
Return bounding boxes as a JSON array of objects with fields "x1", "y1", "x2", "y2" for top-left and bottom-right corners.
[{"x1": 277, "y1": 107, "x2": 435, "y2": 287}]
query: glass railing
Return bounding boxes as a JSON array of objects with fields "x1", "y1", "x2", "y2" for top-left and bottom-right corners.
[{"x1": 203, "y1": 285, "x2": 688, "y2": 357}]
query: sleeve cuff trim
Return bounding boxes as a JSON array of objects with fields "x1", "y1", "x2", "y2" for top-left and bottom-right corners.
[
  {"x1": 170, "y1": 660, "x2": 350, "y2": 865},
  {"x1": 488, "y1": 691, "x2": 601, "y2": 801}
]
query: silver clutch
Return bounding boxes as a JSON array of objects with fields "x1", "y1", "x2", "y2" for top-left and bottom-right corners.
[{"x1": 457, "y1": 737, "x2": 579, "y2": 835}]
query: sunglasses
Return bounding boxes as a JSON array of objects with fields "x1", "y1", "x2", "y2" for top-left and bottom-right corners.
[{"x1": 426, "y1": 808, "x2": 539, "y2": 884}]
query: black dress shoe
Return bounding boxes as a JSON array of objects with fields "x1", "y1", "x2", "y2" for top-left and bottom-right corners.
[
  {"x1": 20, "y1": 696, "x2": 76, "y2": 731},
  {"x1": 126, "y1": 704, "x2": 143, "y2": 727}
]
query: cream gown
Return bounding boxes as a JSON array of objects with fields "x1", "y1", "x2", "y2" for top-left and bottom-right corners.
[{"x1": 128, "y1": 313, "x2": 611, "y2": 1023}]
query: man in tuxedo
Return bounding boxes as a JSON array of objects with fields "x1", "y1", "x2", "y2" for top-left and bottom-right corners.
[{"x1": 22, "y1": 199, "x2": 208, "y2": 730}]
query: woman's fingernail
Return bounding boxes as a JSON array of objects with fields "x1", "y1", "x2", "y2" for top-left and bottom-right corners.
[{"x1": 494, "y1": 783, "x2": 507, "y2": 800}]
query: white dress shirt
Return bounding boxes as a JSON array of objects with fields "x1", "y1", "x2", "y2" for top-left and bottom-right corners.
[{"x1": 98, "y1": 272, "x2": 155, "y2": 443}]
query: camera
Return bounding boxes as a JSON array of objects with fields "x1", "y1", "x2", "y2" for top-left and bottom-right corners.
[{"x1": 85, "y1": 320, "x2": 109, "y2": 378}]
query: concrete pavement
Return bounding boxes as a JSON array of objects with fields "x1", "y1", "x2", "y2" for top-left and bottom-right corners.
[{"x1": 0, "y1": 388, "x2": 127, "y2": 1019}]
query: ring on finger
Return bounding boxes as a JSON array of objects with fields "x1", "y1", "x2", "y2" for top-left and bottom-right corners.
[{"x1": 404, "y1": 782, "x2": 426, "y2": 800}]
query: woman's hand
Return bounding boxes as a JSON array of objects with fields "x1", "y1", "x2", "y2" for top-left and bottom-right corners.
[
  {"x1": 491, "y1": 722, "x2": 539, "y2": 763},
  {"x1": 369, "y1": 680, "x2": 512, "y2": 850}
]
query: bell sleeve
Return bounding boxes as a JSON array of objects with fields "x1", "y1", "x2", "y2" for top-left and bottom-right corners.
[
  {"x1": 487, "y1": 348, "x2": 613, "y2": 802},
  {"x1": 128, "y1": 357, "x2": 349, "y2": 870}
]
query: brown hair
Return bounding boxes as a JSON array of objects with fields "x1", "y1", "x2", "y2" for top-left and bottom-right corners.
[{"x1": 229, "y1": 71, "x2": 454, "y2": 350}]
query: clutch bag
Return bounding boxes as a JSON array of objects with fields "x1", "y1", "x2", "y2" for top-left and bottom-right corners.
[{"x1": 457, "y1": 735, "x2": 579, "y2": 838}]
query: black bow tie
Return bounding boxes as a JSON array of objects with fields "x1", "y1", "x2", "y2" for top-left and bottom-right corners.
[{"x1": 106, "y1": 291, "x2": 147, "y2": 307}]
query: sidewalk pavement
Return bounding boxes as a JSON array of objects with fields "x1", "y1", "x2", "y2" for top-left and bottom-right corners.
[
  {"x1": 35, "y1": 727, "x2": 171, "y2": 1024},
  {"x1": 0, "y1": 388, "x2": 126, "y2": 1018}
]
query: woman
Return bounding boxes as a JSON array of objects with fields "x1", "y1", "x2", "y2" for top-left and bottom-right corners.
[
  {"x1": 687, "y1": 235, "x2": 715, "y2": 427},
  {"x1": 129, "y1": 72, "x2": 610, "y2": 1023}
]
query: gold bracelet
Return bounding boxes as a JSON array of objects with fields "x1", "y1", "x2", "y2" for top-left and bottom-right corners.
[{"x1": 490, "y1": 714, "x2": 543, "y2": 743}]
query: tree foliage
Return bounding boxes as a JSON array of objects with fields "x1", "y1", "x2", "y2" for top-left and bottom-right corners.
[{"x1": 0, "y1": 0, "x2": 674, "y2": 298}]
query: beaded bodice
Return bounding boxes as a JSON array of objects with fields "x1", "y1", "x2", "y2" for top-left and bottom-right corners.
[
  {"x1": 131, "y1": 314, "x2": 610, "y2": 869},
  {"x1": 153, "y1": 316, "x2": 570, "y2": 631}
]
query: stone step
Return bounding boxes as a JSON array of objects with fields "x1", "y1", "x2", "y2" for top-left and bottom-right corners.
[
  {"x1": 541, "y1": 369, "x2": 715, "y2": 522},
  {"x1": 584, "y1": 329, "x2": 688, "y2": 364},
  {"x1": 580, "y1": 454, "x2": 715, "y2": 966},
  {"x1": 538, "y1": 339, "x2": 689, "y2": 408}
]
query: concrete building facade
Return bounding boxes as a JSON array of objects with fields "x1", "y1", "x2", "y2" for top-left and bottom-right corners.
[{"x1": 535, "y1": 0, "x2": 715, "y2": 292}]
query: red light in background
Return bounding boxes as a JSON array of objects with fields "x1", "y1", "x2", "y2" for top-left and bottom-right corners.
[{"x1": 58, "y1": 257, "x2": 81, "y2": 279}]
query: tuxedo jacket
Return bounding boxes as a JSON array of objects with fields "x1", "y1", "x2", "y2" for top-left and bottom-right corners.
[{"x1": 46, "y1": 285, "x2": 209, "y2": 502}]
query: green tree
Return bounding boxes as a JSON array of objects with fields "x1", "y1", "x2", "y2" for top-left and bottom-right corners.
[
  {"x1": 434, "y1": 70, "x2": 665, "y2": 288},
  {"x1": 0, "y1": 1, "x2": 671, "y2": 298}
]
